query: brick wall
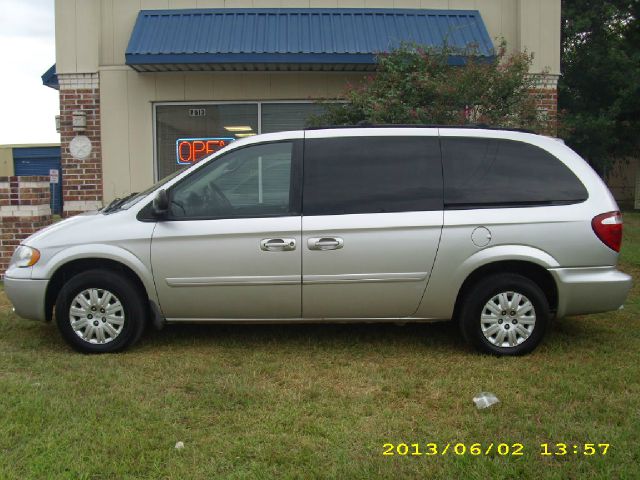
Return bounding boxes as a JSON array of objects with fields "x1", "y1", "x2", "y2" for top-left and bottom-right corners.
[
  {"x1": 530, "y1": 87, "x2": 558, "y2": 126},
  {"x1": 0, "y1": 176, "x2": 52, "y2": 276},
  {"x1": 59, "y1": 73, "x2": 103, "y2": 216},
  {"x1": 529, "y1": 74, "x2": 559, "y2": 135}
]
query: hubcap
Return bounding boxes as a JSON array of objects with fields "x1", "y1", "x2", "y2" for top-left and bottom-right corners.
[
  {"x1": 480, "y1": 291, "x2": 536, "y2": 348},
  {"x1": 69, "y1": 288, "x2": 125, "y2": 344}
]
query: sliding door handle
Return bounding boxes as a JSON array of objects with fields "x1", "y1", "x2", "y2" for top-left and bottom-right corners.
[{"x1": 307, "y1": 237, "x2": 344, "y2": 251}]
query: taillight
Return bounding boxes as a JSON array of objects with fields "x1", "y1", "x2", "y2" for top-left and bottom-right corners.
[{"x1": 592, "y1": 211, "x2": 623, "y2": 252}]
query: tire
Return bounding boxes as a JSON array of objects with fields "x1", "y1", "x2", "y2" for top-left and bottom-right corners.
[
  {"x1": 55, "y1": 269, "x2": 147, "y2": 353},
  {"x1": 458, "y1": 273, "x2": 550, "y2": 356}
]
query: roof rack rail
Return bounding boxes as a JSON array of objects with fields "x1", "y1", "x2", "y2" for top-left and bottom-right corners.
[{"x1": 305, "y1": 123, "x2": 535, "y2": 134}]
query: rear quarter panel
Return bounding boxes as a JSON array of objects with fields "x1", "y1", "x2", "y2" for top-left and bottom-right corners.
[{"x1": 414, "y1": 129, "x2": 619, "y2": 319}]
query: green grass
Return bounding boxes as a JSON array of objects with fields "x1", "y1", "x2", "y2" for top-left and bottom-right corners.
[{"x1": 1, "y1": 215, "x2": 640, "y2": 479}]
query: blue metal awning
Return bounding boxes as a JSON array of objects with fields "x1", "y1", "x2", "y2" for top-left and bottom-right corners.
[
  {"x1": 42, "y1": 64, "x2": 59, "y2": 90},
  {"x1": 126, "y1": 8, "x2": 494, "y2": 72}
]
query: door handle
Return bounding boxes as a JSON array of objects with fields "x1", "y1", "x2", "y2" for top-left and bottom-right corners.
[
  {"x1": 307, "y1": 237, "x2": 344, "y2": 251},
  {"x1": 260, "y1": 238, "x2": 296, "y2": 251}
]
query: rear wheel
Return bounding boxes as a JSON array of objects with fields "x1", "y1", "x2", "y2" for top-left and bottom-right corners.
[
  {"x1": 55, "y1": 270, "x2": 146, "y2": 353},
  {"x1": 459, "y1": 273, "x2": 550, "y2": 355}
]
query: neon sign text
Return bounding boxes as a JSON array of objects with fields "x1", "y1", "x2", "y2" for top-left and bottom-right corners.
[{"x1": 175, "y1": 137, "x2": 234, "y2": 165}]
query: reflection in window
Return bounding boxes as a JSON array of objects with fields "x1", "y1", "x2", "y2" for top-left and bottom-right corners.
[{"x1": 170, "y1": 142, "x2": 293, "y2": 219}]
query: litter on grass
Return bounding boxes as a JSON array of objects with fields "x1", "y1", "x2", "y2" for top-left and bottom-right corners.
[
  {"x1": 175, "y1": 441, "x2": 185, "y2": 450},
  {"x1": 473, "y1": 392, "x2": 500, "y2": 409}
]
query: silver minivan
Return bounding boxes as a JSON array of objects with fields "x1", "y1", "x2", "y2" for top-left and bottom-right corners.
[{"x1": 4, "y1": 127, "x2": 632, "y2": 355}]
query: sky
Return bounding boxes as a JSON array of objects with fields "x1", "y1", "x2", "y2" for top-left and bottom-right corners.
[{"x1": 0, "y1": 0, "x2": 59, "y2": 145}]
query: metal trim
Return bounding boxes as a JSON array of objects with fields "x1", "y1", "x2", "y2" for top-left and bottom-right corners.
[
  {"x1": 164, "y1": 316, "x2": 444, "y2": 324},
  {"x1": 302, "y1": 272, "x2": 428, "y2": 285},
  {"x1": 166, "y1": 275, "x2": 300, "y2": 287}
]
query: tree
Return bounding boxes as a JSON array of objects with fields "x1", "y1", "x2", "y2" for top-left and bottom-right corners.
[
  {"x1": 309, "y1": 43, "x2": 554, "y2": 135},
  {"x1": 559, "y1": 0, "x2": 640, "y2": 175}
]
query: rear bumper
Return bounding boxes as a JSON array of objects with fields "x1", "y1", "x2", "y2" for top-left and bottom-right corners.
[
  {"x1": 550, "y1": 266, "x2": 632, "y2": 318},
  {"x1": 4, "y1": 277, "x2": 48, "y2": 321}
]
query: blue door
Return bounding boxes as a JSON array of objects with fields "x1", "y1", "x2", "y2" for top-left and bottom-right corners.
[{"x1": 13, "y1": 146, "x2": 62, "y2": 214}]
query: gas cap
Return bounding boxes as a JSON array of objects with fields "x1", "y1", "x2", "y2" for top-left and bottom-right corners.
[{"x1": 471, "y1": 226, "x2": 492, "y2": 247}]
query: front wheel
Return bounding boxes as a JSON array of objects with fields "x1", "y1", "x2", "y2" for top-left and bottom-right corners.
[
  {"x1": 55, "y1": 270, "x2": 146, "y2": 353},
  {"x1": 459, "y1": 273, "x2": 550, "y2": 356}
]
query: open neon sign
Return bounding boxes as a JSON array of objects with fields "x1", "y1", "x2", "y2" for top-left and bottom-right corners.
[{"x1": 175, "y1": 137, "x2": 234, "y2": 165}]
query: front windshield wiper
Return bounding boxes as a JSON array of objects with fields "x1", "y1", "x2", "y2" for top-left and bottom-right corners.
[{"x1": 102, "y1": 192, "x2": 139, "y2": 213}]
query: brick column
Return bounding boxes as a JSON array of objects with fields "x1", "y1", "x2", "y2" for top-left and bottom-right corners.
[
  {"x1": 0, "y1": 176, "x2": 52, "y2": 277},
  {"x1": 529, "y1": 74, "x2": 559, "y2": 135},
  {"x1": 58, "y1": 73, "x2": 103, "y2": 216}
]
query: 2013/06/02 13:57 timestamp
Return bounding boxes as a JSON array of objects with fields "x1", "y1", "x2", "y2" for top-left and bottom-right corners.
[{"x1": 382, "y1": 443, "x2": 610, "y2": 457}]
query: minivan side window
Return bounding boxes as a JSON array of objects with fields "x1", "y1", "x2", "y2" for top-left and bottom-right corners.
[
  {"x1": 303, "y1": 136, "x2": 443, "y2": 215},
  {"x1": 169, "y1": 142, "x2": 295, "y2": 219},
  {"x1": 441, "y1": 138, "x2": 588, "y2": 208}
]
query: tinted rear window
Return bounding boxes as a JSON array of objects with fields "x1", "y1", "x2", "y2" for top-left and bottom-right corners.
[
  {"x1": 442, "y1": 138, "x2": 588, "y2": 208},
  {"x1": 303, "y1": 136, "x2": 442, "y2": 215}
]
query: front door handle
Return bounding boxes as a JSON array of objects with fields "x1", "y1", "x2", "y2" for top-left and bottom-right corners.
[
  {"x1": 260, "y1": 238, "x2": 296, "y2": 252},
  {"x1": 307, "y1": 237, "x2": 344, "y2": 251}
]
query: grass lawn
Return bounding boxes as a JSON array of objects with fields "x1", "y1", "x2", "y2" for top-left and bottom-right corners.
[{"x1": 1, "y1": 215, "x2": 639, "y2": 479}]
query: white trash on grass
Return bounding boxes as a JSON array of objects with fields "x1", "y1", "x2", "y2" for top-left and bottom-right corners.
[
  {"x1": 175, "y1": 441, "x2": 185, "y2": 450},
  {"x1": 473, "y1": 392, "x2": 499, "y2": 409}
]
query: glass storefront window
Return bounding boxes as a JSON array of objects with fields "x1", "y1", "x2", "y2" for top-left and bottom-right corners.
[
  {"x1": 155, "y1": 102, "x2": 327, "y2": 181},
  {"x1": 261, "y1": 103, "x2": 328, "y2": 134},
  {"x1": 155, "y1": 104, "x2": 258, "y2": 180}
]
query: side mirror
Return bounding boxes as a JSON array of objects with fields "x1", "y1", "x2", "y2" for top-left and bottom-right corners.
[{"x1": 152, "y1": 189, "x2": 169, "y2": 218}]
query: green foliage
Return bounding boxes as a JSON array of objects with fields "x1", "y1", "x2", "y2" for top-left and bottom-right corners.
[
  {"x1": 310, "y1": 43, "x2": 554, "y2": 134},
  {"x1": 559, "y1": 0, "x2": 640, "y2": 174}
]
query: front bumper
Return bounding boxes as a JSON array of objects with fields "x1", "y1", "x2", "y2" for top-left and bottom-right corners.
[
  {"x1": 550, "y1": 266, "x2": 632, "y2": 318},
  {"x1": 4, "y1": 276, "x2": 48, "y2": 321}
]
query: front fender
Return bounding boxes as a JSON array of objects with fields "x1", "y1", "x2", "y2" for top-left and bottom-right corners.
[{"x1": 33, "y1": 244, "x2": 159, "y2": 304}]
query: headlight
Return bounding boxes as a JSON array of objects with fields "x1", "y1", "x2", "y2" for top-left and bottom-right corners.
[{"x1": 9, "y1": 245, "x2": 41, "y2": 268}]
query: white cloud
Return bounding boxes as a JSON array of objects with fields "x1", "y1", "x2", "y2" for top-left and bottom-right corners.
[
  {"x1": 0, "y1": 0, "x2": 58, "y2": 145},
  {"x1": 0, "y1": 0, "x2": 55, "y2": 37}
]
